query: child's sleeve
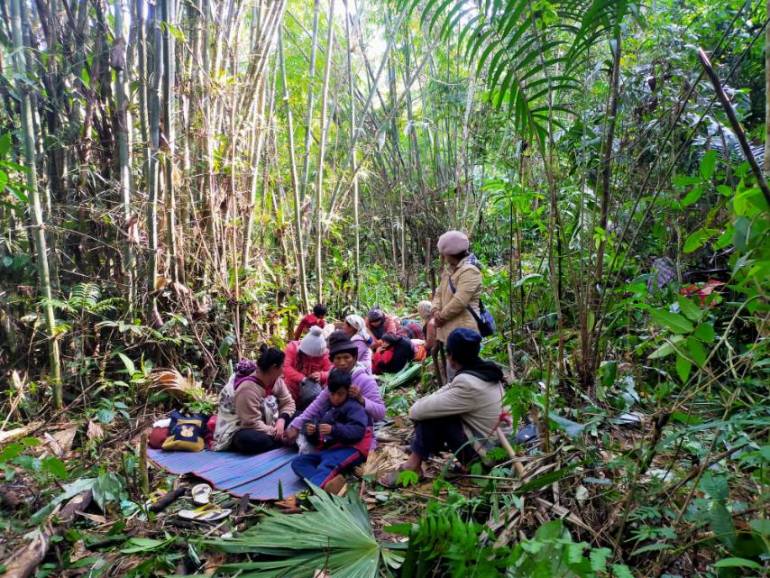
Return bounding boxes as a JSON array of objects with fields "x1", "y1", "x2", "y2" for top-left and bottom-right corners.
[
  {"x1": 293, "y1": 316, "x2": 308, "y2": 340},
  {"x1": 331, "y1": 404, "x2": 367, "y2": 443}
]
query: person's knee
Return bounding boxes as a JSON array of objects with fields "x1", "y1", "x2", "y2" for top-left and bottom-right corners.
[{"x1": 233, "y1": 430, "x2": 274, "y2": 454}]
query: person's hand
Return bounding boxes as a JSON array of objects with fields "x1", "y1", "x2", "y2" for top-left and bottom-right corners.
[
  {"x1": 318, "y1": 423, "x2": 332, "y2": 436},
  {"x1": 305, "y1": 423, "x2": 316, "y2": 435},
  {"x1": 434, "y1": 312, "x2": 446, "y2": 327},
  {"x1": 274, "y1": 418, "x2": 285, "y2": 439},
  {"x1": 309, "y1": 372, "x2": 321, "y2": 381},
  {"x1": 284, "y1": 427, "x2": 299, "y2": 442},
  {"x1": 350, "y1": 385, "x2": 364, "y2": 404}
]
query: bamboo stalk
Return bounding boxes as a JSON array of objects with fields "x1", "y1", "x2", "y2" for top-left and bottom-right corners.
[
  {"x1": 766, "y1": 0, "x2": 770, "y2": 176},
  {"x1": 313, "y1": 0, "x2": 335, "y2": 303},
  {"x1": 10, "y1": 0, "x2": 62, "y2": 405},
  {"x1": 343, "y1": 0, "x2": 360, "y2": 303},
  {"x1": 146, "y1": 2, "x2": 162, "y2": 294},
  {"x1": 113, "y1": 0, "x2": 135, "y2": 309},
  {"x1": 279, "y1": 32, "x2": 310, "y2": 310},
  {"x1": 300, "y1": 0, "x2": 321, "y2": 199},
  {"x1": 161, "y1": 0, "x2": 178, "y2": 283}
]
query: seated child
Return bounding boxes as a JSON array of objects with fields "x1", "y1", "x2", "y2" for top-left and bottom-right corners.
[
  {"x1": 293, "y1": 303, "x2": 327, "y2": 340},
  {"x1": 372, "y1": 333, "x2": 414, "y2": 374},
  {"x1": 291, "y1": 369, "x2": 372, "y2": 493}
]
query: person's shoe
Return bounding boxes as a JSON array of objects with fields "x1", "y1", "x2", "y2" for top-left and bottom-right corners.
[
  {"x1": 378, "y1": 466, "x2": 423, "y2": 488},
  {"x1": 323, "y1": 474, "x2": 347, "y2": 496}
]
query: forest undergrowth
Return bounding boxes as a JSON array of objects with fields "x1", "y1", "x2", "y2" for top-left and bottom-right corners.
[{"x1": 2, "y1": 0, "x2": 770, "y2": 576}]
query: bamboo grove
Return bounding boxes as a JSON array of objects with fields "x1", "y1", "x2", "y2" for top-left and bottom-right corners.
[{"x1": 1, "y1": 0, "x2": 769, "y2": 421}]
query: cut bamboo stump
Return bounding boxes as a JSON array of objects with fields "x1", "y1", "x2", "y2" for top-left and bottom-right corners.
[
  {"x1": 139, "y1": 432, "x2": 150, "y2": 496},
  {"x1": 496, "y1": 428, "x2": 526, "y2": 478}
]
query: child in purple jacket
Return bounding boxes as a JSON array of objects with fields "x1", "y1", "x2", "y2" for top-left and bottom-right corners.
[{"x1": 291, "y1": 369, "x2": 373, "y2": 493}]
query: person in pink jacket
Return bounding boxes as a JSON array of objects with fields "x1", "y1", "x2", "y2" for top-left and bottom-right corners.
[{"x1": 284, "y1": 331, "x2": 385, "y2": 446}]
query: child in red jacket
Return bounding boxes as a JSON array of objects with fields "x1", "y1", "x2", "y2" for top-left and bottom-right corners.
[{"x1": 293, "y1": 303, "x2": 327, "y2": 340}]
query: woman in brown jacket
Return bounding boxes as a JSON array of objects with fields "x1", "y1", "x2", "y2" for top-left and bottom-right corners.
[
  {"x1": 231, "y1": 346, "x2": 296, "y2": 455},
  {"x1": 431, "y1": 230, "x2": 482, "y2": 377}
]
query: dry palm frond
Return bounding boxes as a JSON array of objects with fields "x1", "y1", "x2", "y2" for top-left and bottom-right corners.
[
  {"x1": 356, "y1": 445, "x2": 409, "y2": 479},
  {"x1": 147, "y1": 368, "x2": 212, "y2": 403}
]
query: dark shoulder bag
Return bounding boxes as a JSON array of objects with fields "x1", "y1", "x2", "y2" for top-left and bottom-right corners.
[{"x1": 448, "y1": 273, "x2": 496, "y2": 337}]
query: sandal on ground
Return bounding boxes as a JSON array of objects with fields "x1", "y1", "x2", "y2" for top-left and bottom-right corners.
[
  {"x1": 378, "y1": 467, "x2": 423, "y2": 489},
  {"x1": 191, "y1": 483, "x2": 212, "y2": 505},
  {"x1": 177, "y1": 505, "x2": 231, "y2": 523}
]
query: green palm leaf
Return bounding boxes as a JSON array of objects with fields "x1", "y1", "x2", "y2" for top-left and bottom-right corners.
[
  {"x1": 207, "y1": 485, "x2": 402, "y2": 578},
  {"x1": 396, "y1": 0, "x2": 632, "y2": 146}
]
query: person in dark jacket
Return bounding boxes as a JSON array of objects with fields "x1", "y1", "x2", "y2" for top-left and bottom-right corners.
[
  {"x1": 365, "y1": 308, "x2": 399, "y2": 349},
  {"x1": 372, "y1": 333, "x2": 414, "y2": 375},
  {"x1": 291, "y1": 369, "x2": 372, "y2": 494}
]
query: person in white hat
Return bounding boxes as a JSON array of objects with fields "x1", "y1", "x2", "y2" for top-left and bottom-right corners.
[{"x1": 283, "y1": 326, "x2": 332, "y2": 410}]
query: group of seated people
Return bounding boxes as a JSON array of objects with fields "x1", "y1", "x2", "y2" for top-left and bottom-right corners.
[
  {"x1": 291, "y1": 303, "x2": 433, "y2": 377},
  {"x1": 211, "y1": 230, "x2": 504, "y2": 493}
]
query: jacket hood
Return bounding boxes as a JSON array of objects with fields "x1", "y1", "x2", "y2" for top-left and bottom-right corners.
[{"x1": 458, "y1": 359, "x2": 504, "y2": 384}]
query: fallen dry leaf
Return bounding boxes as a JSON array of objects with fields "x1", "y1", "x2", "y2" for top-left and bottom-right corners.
[
  {"x1": 39, "y1": 425, "x2": 78, "y2": 457},
  {"x1": 87, "y1": 420, "x2": 104, "y2": 441}
]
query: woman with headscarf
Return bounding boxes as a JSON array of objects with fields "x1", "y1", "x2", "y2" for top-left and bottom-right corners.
[
  {"x1": 380, "y1": 328, "x2": 505, "y2": 485},
  {"x1": 341, "y1": 314, "x2": 373, "y2": 371}
]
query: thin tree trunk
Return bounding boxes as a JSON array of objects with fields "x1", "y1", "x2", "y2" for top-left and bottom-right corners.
[
  {"x1": 314, "y1": 0, "x2": 335, "y2": 303},
  {"x1": 10, "y1": 0, "x2": 62, "y2": 404},
  {"x1": 343, "y1": 0, "x2": 360, "y2": 303},
  {"x1": 279, "y1": 32, "x2": 310, "y2": 310},
  {"x1": 765, "y1": 0, "x2": 770, "y2": 175},
  {"x1": 585, "y1": 30, "x2": 621, "y2": 393},
  {"x1": 146, "y1": 2, "x2": 162, "y2": 294},
  {"x1": 301, "y1": 0, "x2": 321, "y2": 199},
  {"x1": 113, "y1": 0, "x2": 135, "y2": 308},
  {"x1": 161, "y1": 0, "x2": 178, "y2": 283}
]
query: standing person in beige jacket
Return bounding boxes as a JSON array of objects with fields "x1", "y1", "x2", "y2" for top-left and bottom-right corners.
[
  {"x1": 432, "y1": 230, "x2": 482, "y2": 379},
  {"x1": 380, "y1": 328, "x2": 505, "y2": 485},
  {"x1": 231, "y1": 345, "x2": 296, "y2": 455}
]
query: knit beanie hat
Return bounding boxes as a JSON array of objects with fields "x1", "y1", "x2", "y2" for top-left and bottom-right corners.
[
  {"x1": 327, "y1": 330, "x2": 359, "y2": 359},
  {"x1": 446, "y1": 328, "x2": 482, "y2": 365},
  {"x1": 437, "y1": 230, "x2": 470, "y2": 256},
  {"x1": 235, "y1": 359, "x2": 257, "y2": 376},
  {"x1": 299, "y1": 326, "x2": 327, "y2": 357}
]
